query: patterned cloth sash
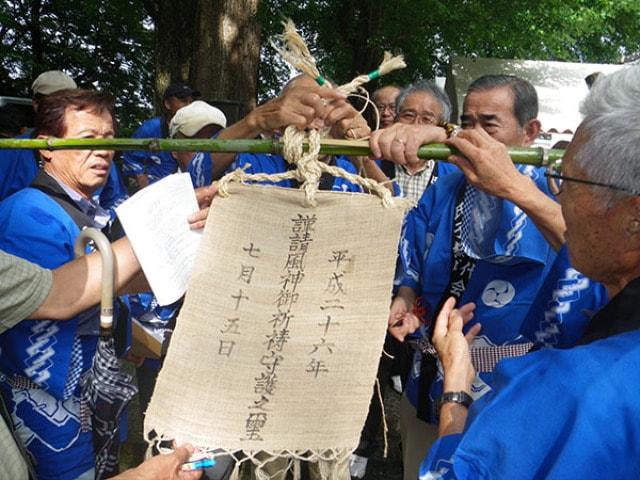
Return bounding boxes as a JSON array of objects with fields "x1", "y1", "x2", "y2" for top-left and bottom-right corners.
[{"x1": 409, "y1": 338, "x2": 534, "y2": 373}]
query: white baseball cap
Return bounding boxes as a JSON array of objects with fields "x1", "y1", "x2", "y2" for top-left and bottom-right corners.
[
  {"x1": 169, "y1": 101, "x2": 227, "y2": 138},
  {"x1": 31, "y1": 70, "x2": 77, "y2": 95}
]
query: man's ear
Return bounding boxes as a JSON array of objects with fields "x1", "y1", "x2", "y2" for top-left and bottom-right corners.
[
  {"x1": 522, "y1": 119, "x2": 542, "y2": 146},
  {"x1": 37, "y1": 135, "x2": 52, "y2": 162},
  {"x1": 622, "y1": 197, "x2": 640, "y2": 237}
]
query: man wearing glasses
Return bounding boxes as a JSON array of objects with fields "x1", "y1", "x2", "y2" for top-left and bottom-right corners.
[
  {"x1": 368, "y1": 74, "x2": 605, "y2": 480},
  {"x1": 364, "y1": 81, "x2": 458, "y2": 202},
  {"x1": 372, "y1": 85, "x2": 400, "y2": 129}
]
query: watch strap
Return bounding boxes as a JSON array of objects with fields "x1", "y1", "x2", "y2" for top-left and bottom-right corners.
[{"x1": 438, "y1": 391, "x2": 473, "y2": 411}]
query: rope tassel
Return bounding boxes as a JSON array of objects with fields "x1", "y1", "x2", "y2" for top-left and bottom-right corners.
[
  {"x1": 337, "y1": 51, "x2": 406, "y2": 95},
  {"x1": 270, "y1": 19, "x2": 325, "y2": 84},
  {"x1": 270, "y1": 19, "x2": 406, "y2": 92}
]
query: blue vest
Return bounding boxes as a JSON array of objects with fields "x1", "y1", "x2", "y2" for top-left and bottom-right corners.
[{"x1": 0, "y1": 188, "x2": 99, "y2": 480}]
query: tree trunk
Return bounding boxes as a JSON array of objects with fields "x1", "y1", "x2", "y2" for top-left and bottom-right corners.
[
  {"x1": 153, "y1": 0, "x2": 261, "y2": 118},
  {"x1": 28, "y1": 0, "x2": 45, "y2": 72},
  {"x1": 152, "y1": 0, "x2": 199, "y2": 104}
]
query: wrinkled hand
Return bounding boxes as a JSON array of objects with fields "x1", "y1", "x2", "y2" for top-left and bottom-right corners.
[
  {"x1": 432, "y1": 297, "x2": 480, "y2": 392},
  {"x1": 388, "y1": 295, "x2": 421, "y2": 342},
  {"x1": 114, "y1": 444, "x2": 202, "y2": 480},
  {"x1": 249, "y1": 83, "x2": 349, "y2": 134},
  {"x1": 369, "y1": 123, "x2": 447, "y2": 167},
  {"x1": 189, "y1": 184, "x2": 219, "y2": 230},
  {"x1": 445, "y1": 128, "x2": 530, "y2": 201}
]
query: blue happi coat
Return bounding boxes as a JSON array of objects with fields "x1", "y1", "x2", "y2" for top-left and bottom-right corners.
[
  {"x1": 186, "y1": 151, "x2": 214, "y2": 188},
  {"x1": 398, "y1": 165, "x2": 598, "y2": 420},
  {"x1": 122, "y1": 117, "x2": 177, "y2": 183},
  {"x1": 95, "y1": 159, "x2": 130, "y2": 216},
  {"x1": 420, "y1": 328, "x2": 640, "y2": 479},
  {"x1": 519, "y1": 245, "x2": 607, "y2": 349},
  {"x1": 0, "y1": 188, "x2": 100, "y2": 480}
]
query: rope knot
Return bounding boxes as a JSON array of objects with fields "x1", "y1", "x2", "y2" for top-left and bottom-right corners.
[{"x1": 282, "y1": 126, "x2": 323, "y2": 206}]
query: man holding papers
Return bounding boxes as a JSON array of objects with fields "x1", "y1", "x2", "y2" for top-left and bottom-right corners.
[
  {"x1": 0, "y1": 89, "x2": 126, "y2": 480},
  {"x1": 0, "y1": 89, "x2": 212, "y2": 480}
]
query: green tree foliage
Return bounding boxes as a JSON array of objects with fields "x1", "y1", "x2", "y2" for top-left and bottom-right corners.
[
  {"x1": 257, "y1": 0, "x2": 640, "y2": 97},
  {"x1": 0, "y1": 0, "x2": 154, "y2": 132},
  {"x1": 1, "y1": 0, "x2": 639, "y2": 127}
]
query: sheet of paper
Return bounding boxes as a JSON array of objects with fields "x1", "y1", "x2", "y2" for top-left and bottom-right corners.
[{"x1": 116, "y1": 173, "x2": 202, "y2": 305}]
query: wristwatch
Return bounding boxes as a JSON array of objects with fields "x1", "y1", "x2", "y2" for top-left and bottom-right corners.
[{"x1": 438, "y1": 391, "x2": 474, "y2": 411}]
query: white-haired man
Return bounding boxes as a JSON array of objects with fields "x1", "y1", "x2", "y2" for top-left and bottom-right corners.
[
  {"x1": 419, "y1": 65, "x2": 640, "y2": 480},
  {"x1": 365, "y1": 80, "x2": 458, "y2": 202}
]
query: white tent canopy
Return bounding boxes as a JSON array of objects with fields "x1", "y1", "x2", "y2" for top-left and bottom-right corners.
[{"x1": 445, "y1": 57, "x2": 624, "y2": 132}]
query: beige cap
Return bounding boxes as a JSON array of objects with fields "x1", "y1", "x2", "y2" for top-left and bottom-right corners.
[
  {"x1": 169, "y1": 101, "x2": 227, "y2": 138},
  {"x1": 31, "y1": 70, "x2": 77, "y2": 95}
]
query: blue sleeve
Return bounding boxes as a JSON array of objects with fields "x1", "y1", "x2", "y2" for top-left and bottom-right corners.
[
  {"x1": 229, "y1": 153, "x2": 293, "y2": 188},
  {"x1": 230, "y1": 152, "x2": 282, "y2": 175},
  {"x1": 519, "y1": 244, "x2": 608, "y2": 348},
  {"x1": 188, "y1": 152, "x2": 213, "y2": 188},
  {"x1": 419, "y1": 434, "x2": 466, "y2": 479},
  {"x1": 436, "y1": 161, "x2": 459, "y2": 178},
  {"x1": 519, "y1": 164, "x2": 554, "y2": 199},
  {"x1": 426, "y1": 339, "x2": 640, "y2": 480}
]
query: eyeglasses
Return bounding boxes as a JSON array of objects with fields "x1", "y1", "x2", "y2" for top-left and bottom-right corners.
[
  {"x1": 375, "y1": 103, "x2": 396, "y2": 113},
  {"x1": 544, "y1": 160, "x2": 640, "y2": 196},
  {"x1": 397, "y1": 109, "x2": 437, "y2": 125}
]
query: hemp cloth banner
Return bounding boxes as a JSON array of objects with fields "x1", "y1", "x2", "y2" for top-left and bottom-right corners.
[{"x1": 144, "y1": 183, "x2": 406, "y2": 455}]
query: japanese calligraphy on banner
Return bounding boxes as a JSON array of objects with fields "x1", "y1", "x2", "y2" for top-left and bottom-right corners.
[{"x1": 144, "y1": 183, "x2": 408, "y2": 454}]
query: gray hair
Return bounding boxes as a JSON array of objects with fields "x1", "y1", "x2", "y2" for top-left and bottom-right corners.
[
  {"x1": 466, "y1": 74, "x2": 538, "y2": 128},
  {"x1": 575, "y1": 66, "x2": 640, "y2": 203},
  {"x1": 395, "y1": 80, "x2": 452, "y2": 123}
]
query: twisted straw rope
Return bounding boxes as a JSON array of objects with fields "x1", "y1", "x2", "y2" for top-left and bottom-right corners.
[
  {"x1": 218, "y1": 126, "x2": 413, "y2": 210},
  {"x1": 270, "y1": 19, "x2": 406, "y2": 95},
  {"x1": 218, "y1": 19, "x2": 413, "y2": 208}
]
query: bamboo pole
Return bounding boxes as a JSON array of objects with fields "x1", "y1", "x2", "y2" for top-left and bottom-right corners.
[{"x1": 0, "y1": 138, "x2": 564, "y2": 166}]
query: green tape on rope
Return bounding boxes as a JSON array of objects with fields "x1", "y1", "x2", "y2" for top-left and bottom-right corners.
[
  {"x1": 315, "y1": 75, "x2": 326, "y2": 86},
  {"x1": 367, "y1": 69, "x2": 381, "y2": 80}
]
